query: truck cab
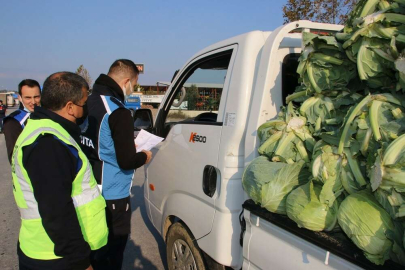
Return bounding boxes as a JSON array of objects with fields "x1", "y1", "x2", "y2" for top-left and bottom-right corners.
[{"x1": 134, "y1": 21, "x2": 400, "y2": 270}]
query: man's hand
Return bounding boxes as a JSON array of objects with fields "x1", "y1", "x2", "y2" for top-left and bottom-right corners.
[
  {"x1": 142, "y1": 150, "x2": 153, "y2": 164},
  {"x1": 85, "y1": 265, "x2": 93, "y2": 270}
]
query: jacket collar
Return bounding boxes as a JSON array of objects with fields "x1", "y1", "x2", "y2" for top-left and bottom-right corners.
[
  {"x1": 93, "y1": 74, "x2": 125, "y2": 102},
  {"x1": 31, "y1": 106, "x2": 81, "y2": 145}
]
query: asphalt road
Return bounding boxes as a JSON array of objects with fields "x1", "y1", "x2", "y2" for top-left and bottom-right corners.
[{"x1": 0, "y1": 106, "x2": 167, "y2": 270}]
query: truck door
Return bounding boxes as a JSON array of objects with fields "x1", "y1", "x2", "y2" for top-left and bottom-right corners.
[{"x1": 146, "y1": 46, "x2": 237, "y2": 239}]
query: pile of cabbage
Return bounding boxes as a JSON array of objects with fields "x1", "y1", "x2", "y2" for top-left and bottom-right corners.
[{"x1": 243, "y1": 0, "x2": 405, "y2": 266}]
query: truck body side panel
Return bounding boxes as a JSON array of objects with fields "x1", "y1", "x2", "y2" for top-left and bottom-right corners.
[{"x1": 243, "y1": 209, "x2": 362, "y2": 270}]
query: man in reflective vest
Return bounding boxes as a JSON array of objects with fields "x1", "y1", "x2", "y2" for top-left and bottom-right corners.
[
  {"x1": 12, "y1": 72, "x2": 108, "y2": 270},
  {"x1": 4, "y1": 79, "x2": 41, "y2": 163}
]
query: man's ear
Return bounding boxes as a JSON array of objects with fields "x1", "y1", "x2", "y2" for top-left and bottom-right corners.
[
  {"x1": 18, "y1": 95, "x2": 23, "y2": 103},
  {"x1": 65, "y1": 101, "x2": 75, "y2": 116},
  {"x1": 122, "y1": 78, "x2": 130, "y2": 87}
]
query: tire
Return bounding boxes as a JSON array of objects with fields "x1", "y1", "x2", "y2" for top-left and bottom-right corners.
[{"x1": 166, "y1": 222, "x2": 206, "y2": 270}]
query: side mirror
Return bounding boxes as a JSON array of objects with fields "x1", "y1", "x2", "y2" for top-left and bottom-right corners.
[
  {"x1": 134, "y1": 109, "x2": 154, "y2": 132},
  {"x1": 172, "y1": 87, "x2": 187, "y2": 107}
]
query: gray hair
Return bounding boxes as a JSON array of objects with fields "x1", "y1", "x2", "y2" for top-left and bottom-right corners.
[{"x1": 41, "y1": 72, "x2": 88, "y2": 111}]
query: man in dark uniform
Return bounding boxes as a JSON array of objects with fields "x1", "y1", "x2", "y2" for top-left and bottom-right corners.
[
  {"x1": 0, "y1": 99, "x2": 7, "y2": 133},
  {"x1": 81, "y1": 59, "x2": 152, "y2": 269},
  {"x1": 3, "y1": 79, "x2": 41, "y2": 162}
]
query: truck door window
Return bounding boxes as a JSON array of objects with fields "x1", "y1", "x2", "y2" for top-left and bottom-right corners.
[
  {"x1": 158, "y1": 50, "x2": 232, "y2": 137},
  {"x1": 282, "y1": 53, "x2": 300, "y2": 105}
]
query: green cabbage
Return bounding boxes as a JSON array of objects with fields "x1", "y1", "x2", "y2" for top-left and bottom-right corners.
[
  {"x1": 338, "y1": 190, "x2": 394, "y2": 265},
  {"x1": 370, "y1": 135, "x2": 405, "y2": 215},
  {"x1": 342, "y1": 1, "x2": 405, "y2": 91},
  {"x1": 298, "y1": 32, "x2": 357, "y2": 94},
  {"x1": 261, "y1": 161, "x2": 310, "y2": 214},
  {"x1": 374, "y1": 188, "x2": 405, "y2": 219},
  {"x1": 242, "y1": 156, "x2": 286, "y2": 204},
  {"x1": 258, "y1": 102, "x2": 315, "y2": 163},
  {"x1": 311, "y1": 143, "x2": 345, "y2": 206},
  {"x1": 257, "y1": 120, "x2": 286, "y2": 146},
  {"x1": 286, "y1": 181, "x2": 339, "y2": 232}
]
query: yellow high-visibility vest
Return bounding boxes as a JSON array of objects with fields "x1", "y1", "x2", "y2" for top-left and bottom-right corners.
[{"x1": 12, "y1": 118, "x2": 108, "y2": 259}]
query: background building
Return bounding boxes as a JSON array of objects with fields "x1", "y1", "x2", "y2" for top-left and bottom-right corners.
[{"x1": 139, "y1": 82, "x2": 223, "y2": 111}]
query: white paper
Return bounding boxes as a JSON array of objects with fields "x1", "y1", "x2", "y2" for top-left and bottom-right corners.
[
  {"x1": 225, "y1": 112, "x2": 236, "y2": 126},
  {"x1": 135, "y1": 129, "x2": 164, "y2": 152}
]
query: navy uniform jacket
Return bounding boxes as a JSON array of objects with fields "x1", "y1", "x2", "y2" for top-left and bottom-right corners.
[
  {"x1": 4, "y1": 109, "x2": 30, "y2": 163},
  {"x1": 80, "y1": 74, "x2": 147, "y2": 200}
]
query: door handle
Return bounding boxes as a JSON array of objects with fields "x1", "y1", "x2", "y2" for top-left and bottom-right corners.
[{"x1": 203, "y1": 165, "x2": 217, "y2": 197}]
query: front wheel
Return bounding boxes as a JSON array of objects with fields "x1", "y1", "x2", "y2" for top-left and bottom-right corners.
[{"x1": 166, "y1": 223, "x2": 206, "y2": 270}]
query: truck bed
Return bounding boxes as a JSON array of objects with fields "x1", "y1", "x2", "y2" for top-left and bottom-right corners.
[{"x1": 242, "y1": 199, "x2": 402, "y2": 270}]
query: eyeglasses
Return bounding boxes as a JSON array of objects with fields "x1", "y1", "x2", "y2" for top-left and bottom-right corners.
[{"x1": 74, "y1": 102, "x2": 86, "y2": 107}]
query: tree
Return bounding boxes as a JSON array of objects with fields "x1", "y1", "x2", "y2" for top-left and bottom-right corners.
[
  {"x1": 206, "y1": 97, "x2": 219, "y2": 112},
  {"x1": 186, "y1": 84, "x2": 199, "y2": 110},
  {"x1": 282, "y1": 0, "x2": 316, "y2": 24},
  {"x1": 75, "y1": 65, "x2": 92, "y2": 88},
  {"x1": 314, "y1": 0, "x2": 358, "y2": 24},
  {"x1": 282, "y1": 0, "x2": 358, "y2": 25},
  {"x1": 133, "y1": 83, "x2": 144, "y2": 93}
]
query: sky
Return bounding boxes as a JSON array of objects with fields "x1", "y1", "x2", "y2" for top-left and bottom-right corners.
[{"x1": 0, "y1": 0, "x2": 286, "y2": 90}]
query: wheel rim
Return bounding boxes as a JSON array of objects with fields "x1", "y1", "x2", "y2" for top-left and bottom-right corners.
[{"x1": 171, "y1": 239, "x2": 197, "y2": 270}]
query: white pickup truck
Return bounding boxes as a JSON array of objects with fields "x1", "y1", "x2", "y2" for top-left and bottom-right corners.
[{"x1": 134, "y1": 21, "x2": 403, "y2": 270}]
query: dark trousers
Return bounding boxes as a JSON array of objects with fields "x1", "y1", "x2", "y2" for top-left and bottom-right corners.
[
  {"x1": 0, "y1": 117, "x2": 4, "y2": 131},
  {"x1": 91, "y1": 234, "x2": 128, "y2": 270},
  {"x1": 19, "y1": 265, "x2": 32, "y2": 270},
  {"x1": 18, "y1": 265, "x2": 32, "y2": 270},
  {"x1": 91, "y1": 196, "x2": 131, "y2": 270}
]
